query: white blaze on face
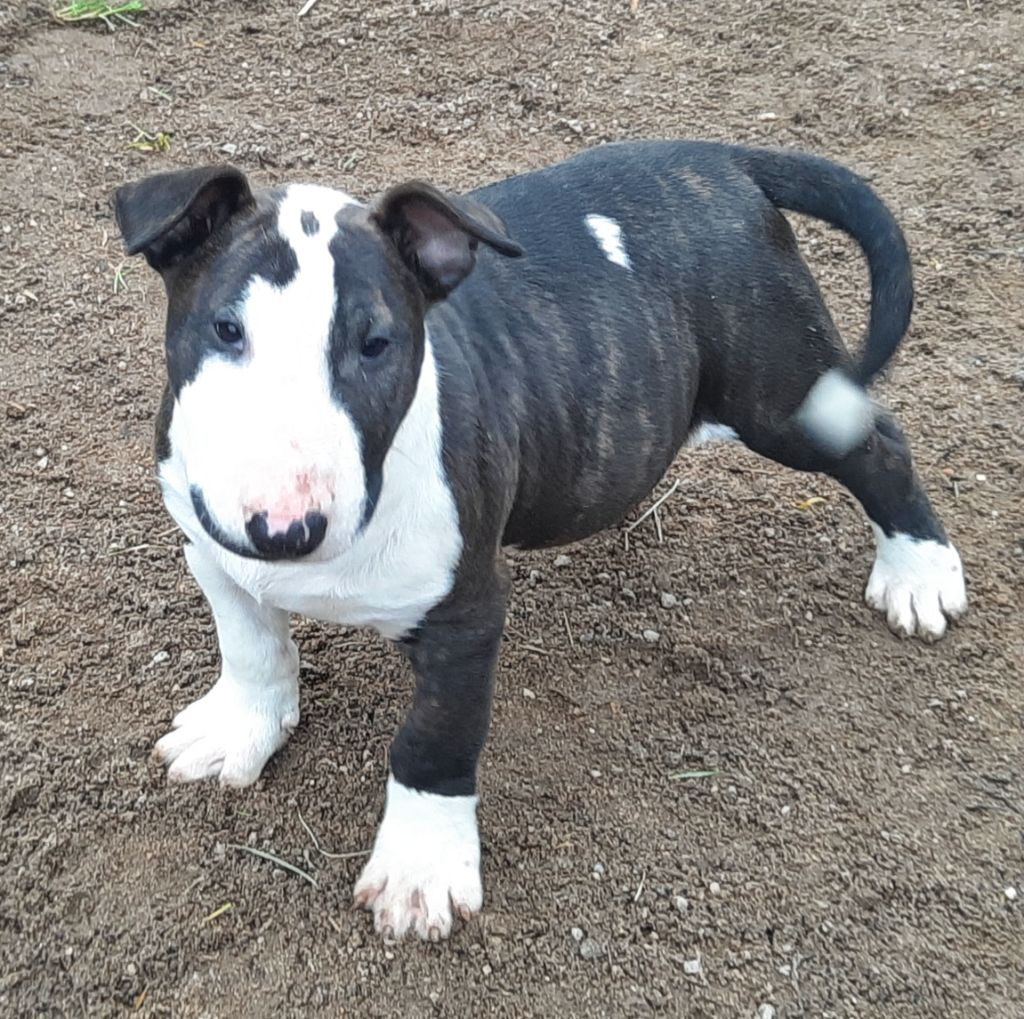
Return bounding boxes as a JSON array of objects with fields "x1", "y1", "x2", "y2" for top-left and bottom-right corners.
[{"x1": 171, "y1": 184, "x2": 368, "y2": 557}]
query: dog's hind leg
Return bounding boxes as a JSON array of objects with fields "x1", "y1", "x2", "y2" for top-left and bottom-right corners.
[
  {"x1": 731, "y1": 403, "x2": 967, "y2": 642},
  {"x1": 689, "y1": 191, "x2": 965, "y2": 641}
]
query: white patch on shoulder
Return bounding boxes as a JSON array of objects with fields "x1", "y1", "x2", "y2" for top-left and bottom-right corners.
[
  {"x1": 354, "y1": 775, "x2": 482, "y2": 941},
  {"x1": 686, "y1": 421, "x2": 740, "y2": 447},
  {"x1": 159, "y1": 331, "x2": 462, "y2": 640},
  {"x1": 865, "y1": 526, "x2": 967, "y2": 641},
  {"x1": 584, "y1": 213, "x2": 631, "y2": 270}
]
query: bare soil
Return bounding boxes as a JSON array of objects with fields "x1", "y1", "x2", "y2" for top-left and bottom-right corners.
[{"x1": 1, "y1": 1, "x2": 1022, "y2": 1016}]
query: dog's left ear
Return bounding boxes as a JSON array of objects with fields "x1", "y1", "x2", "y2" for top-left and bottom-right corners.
[
  {"x1": 113, "y1": 165, "x2": 254, "y2": 273},
  {"x1": 373, "y1": 181, "x2": 523, "y2": 301}
]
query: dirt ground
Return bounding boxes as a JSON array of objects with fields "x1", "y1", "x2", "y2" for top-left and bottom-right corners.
[{"x1": 1, "y1": 0, "x2": 1022, "y2": 1015}]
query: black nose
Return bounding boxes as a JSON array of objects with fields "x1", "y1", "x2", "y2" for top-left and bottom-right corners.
[{"x1": 245, "y1": 510, "x2": 327, "y2": 559}]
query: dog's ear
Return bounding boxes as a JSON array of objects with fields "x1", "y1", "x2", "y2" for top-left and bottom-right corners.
[
  {"x1": 372, "y1": 181, "x2": 523, "y2": 301},
  {"x1": 113, "y1": 165, "x2": 254, "y2": 272}
]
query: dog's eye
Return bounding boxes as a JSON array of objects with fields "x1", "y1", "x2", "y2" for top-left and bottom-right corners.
[
  {"x1": 361, "y1": 336, "x2": 390, "y2": 360},
  {"x1": 214, "y1": 319, "x2": 244, "y2": 346}
]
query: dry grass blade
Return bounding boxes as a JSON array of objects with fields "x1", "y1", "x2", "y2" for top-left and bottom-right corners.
[
  {"x1": 625, "y1": 479, "x2": 680, "y2": 534},
  {"x1": 297, "y1": 809, "x2": 371, "y2": 861},
  {"x1": 201, "y1": 902, "x2": 234, "y2": 924}
]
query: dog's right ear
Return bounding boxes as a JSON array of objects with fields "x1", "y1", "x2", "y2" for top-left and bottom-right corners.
[{"x1": 113, "y1": 165, "x2": 254, "y2": 272}]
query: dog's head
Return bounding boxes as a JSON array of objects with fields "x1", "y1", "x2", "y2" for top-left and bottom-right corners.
[{"x1": 114, "y1": 166, "x2": 522, "y2": 561}]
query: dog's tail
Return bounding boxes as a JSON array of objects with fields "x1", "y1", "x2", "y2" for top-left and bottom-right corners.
[{"x1": 731, "y1": 146, "x2": 914, "y2": 457}]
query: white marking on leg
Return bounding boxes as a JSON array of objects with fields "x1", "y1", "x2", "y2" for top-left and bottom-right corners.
[
  {"x1": 584, "y1": 213, "x2": 631, "y2": 269},
  {"x1": 152, "y1": 543, "x2": 300, "y2": 785},
  {"x1": 685, "y1": 421, "x2": 740, "y2": 447},
  {"x1": 865, "y1": 526, "x2": 968, "y2": 642},
  {"x1": 354, "y1": 775, "x2": 482, "y2": 941},
  {"x1": 795, "y1": 368, "x2": 875, "y2": 457}
]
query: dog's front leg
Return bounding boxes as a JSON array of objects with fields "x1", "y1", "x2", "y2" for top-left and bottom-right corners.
[
  {"x1": 152, "y1": 543, "x2": 300, "y2": 786},
  {"x1": 354, "y1": 566, "x2": 509, "y2": 941}
]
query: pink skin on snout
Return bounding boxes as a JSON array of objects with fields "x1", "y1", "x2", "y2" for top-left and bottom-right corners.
[{"x1": 242, "y1": 469, "x2": 335, "y2": 536}]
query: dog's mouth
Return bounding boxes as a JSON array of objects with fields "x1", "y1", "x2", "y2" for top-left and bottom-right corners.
[
  {"x1": 189, "y1": 486, "x2": 271, "y2": 560},
  {"x1": 188, "y1": 468, "x2": 382, "y2": 562}
]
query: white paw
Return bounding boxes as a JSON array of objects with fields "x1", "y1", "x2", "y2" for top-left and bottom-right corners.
[
  {"x1": 865, "y1": 528, "x2": 967, "y2": 642},
  {"x1": 152, "y1": 673, "x2": 299, "y2": 786},
  {"x1": 354, "y1": 776, "x2": 482, "y2": 941}
]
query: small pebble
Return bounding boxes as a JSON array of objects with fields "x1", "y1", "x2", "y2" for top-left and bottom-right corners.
[
  {"x1": 673, "y1": 895, "x2": 689, "y2": 913},
  {"x1": 757, "y1": 1005, "x2": 777, "y2": 1019},
  {"x1": 1005, "y1": 886, "x2": 1018, "y2": 901},
  {"x1": 151, "y1": 650, "x2": 170, "y2": 666},
  {"x1": 579, "y1": 938, "x2": 605, "y2": 960},
  {"x1": 589, "y1": 769, "x2": 602, "y2": 778},
  {"x1": 642, "y1": 629, "x2": 661, "y2": 643},
  {"x1": 570, "y1": 926, "x2": 584, "y2": 941},
  {"x1": 660, "y1": 592, "x2": 678, "y2": 609},
  {"x1": 522, "y1": 688, "x2": 535, "y2": 700},
  {"x1": 709, "y1": 880, "x2": 721, "y2": 895},
  {"x1": 592, "y1": 862, "x2": 605, "y2": 876},
  {"x1": 683, "y1": 957, "x2": 701, "y2": 975},
  {"x1": 975, "y1": 473, "x2": 986, "y2": 482},
  {"x1": 553, "y1": 554, "x2": 571, "y2": 568}
]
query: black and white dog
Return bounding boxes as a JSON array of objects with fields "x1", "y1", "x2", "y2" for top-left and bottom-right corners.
[{"x1": 114, "y1": 140, "x2": 966, "y2": 941}]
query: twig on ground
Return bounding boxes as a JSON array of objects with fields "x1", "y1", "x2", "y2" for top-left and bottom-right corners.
[
  {"x1": 227, "y1": 843, "x2": 319, "y2": 887},
  {"x1": 633, "y1": 872, "x2": 646, "y2": 903},
  {"x1": 669, "y1": 769, "x2": 720, "y2": 781},
  {"x1": 103, "y1": 542, "x2": 178, "y2": 556},
  {"x1": 562, "y1": 610, "x2": 575, "y2": 649}
]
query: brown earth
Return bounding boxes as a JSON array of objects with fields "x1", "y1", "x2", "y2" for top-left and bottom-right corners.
[{"x1": 1, "y1": 1, "x2": 1022, "y2": 1016}]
